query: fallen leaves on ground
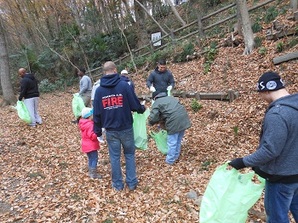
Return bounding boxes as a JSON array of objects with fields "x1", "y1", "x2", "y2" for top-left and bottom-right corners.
[{"x1": 1, "y1": 11, "x2": 298, "y2": 223}]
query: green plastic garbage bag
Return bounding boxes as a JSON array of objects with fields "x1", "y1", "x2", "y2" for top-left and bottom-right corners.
[
  {"x1": 15, "y1": 101, "x2": 31, "y2": 123},
  {"x1": 150, "y1": 130, "x2": 168, "y2": 155},
  {"x1": 200, "y1": 163, "x2": 265, "y2": 223},
  {"x1": 133, "y1": 108, "x2": 150, "y2": 150},
  {"x1": 72, "y1": 93, "x2": 85, "y2": 118}
]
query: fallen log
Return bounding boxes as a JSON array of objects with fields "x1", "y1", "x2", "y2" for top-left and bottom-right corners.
[
  {"x1": 266, "y1": 27, "x2": 297, "y2": 40},
  {"x1": 138, "y1": 90, "x2": 239, "y2": 102},
  {"x1": 273, "y1": 51, "x2": 298, "y2": 65}
]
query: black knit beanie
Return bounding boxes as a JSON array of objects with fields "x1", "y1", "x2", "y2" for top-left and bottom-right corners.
[{"x1": 257, "y1": 71, "x2": 285, "y2": 92}]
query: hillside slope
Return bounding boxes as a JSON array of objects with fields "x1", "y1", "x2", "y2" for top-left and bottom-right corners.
[{"x1": 0, "y1": 10, "x2": 297, "y2": 223}]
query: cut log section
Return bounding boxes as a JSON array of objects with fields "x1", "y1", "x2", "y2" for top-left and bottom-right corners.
[
  {"x1": 273, "y1": 51, "x2": 298, "y2": 65},
  {"x1": 138, "y1": 90, "x2": 239, "y2": 102}
]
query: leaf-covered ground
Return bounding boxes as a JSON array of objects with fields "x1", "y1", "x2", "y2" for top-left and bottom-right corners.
[{"x1": 1, "y1": 11, "x2": 298, "y2": 223}]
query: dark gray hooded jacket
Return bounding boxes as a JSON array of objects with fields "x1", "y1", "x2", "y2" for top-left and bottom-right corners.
[{"x1": 243, "y1": 93, "x2": 298, "y2": 180}]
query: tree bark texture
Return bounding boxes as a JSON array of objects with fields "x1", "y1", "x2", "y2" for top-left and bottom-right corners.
[
  {"x1": 134, "y1": 0, "x2": 151, "y2": 48},
  {"x1": 165, "y1": 0, "x2": 186, "y2": 26},
  {"x1": 0, "y1": 17, "x2": 17, "y2": 106},
  {"x1": 135, "y1": 0, "x2": 168, "y2": 36},
  {"x1": 236, "y1": 0, "x2": 254, "y2": 55},
  {"x1": 291, "y1": 0, "x2": 298, "y2": 11}
]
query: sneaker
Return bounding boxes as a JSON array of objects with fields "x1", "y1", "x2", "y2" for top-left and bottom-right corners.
[{"x1": 71, "y1": 120, "x2": 79, "y2": 124}]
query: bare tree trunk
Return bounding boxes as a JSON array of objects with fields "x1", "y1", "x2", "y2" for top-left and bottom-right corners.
[
  {"x1": 13, "y1": 2, "x2": 33, "y2": 44},
  {"x1": 189, "y1": 0, "x2": 205, "y2": 38},
  {"x1": 165, "y1": 0, "x2": 186, "y2": 26},
  {"x1": 98, "y1": 0, "x2": 114, "y2": 34},
  {"x1": 291, "y1": 0, "x2": 298, "y2": 11},
  {"x1": 121, "y1": 0, "x2": 137, "y2": 25},
  {"x1": 117, "y1": 23, "x2": 138, "y2": 72},
  {"x1": 0, "y1": 17, "x2": 17, "y2": 106},
  {"x1": 134, "y1": 0, "x2": 151, "y2": 48},
  {"x1": 135, "y1": 0, "x2": 169, "y2": 36},
  {"x1": 69, "y1": 0, "x2": 84, "y2": 33},
  {"x1": 3, "y1": 0, "x2": 23, "y2": 46},
  {"x1": 236, "y1": 0, "x2": 254, "y2": 55}
]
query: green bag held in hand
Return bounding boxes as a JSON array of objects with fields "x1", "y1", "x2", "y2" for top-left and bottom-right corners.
[
  {"x1": 133, "y1": 108, "x2": 150, "y2": 150},
  {"x1": 150, "y1": 130, "x2": 168, "y2": 155},
  {"x1": 15, "y1": 101, "x2": 31, "y2": 123},
  {"x1": 72, "y1": 93, "x2": 85, "y2": 118},
  {"x1": 199, "y1": 163, "x2": 265, "y2": 223}
]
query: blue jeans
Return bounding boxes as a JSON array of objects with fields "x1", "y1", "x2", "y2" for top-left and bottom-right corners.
[
  {"x1": 265, "y1": 181, "x2": 298, "y2": 223},
  {"x1": 106, "y1": 127, "x2": 137, "y2": 190},
  {"x1": 166, "y1": 130, "x2": 185, "y2": 164},
  {"x1": 87, "y1": 150, "x2": 98, "y2": 169}
]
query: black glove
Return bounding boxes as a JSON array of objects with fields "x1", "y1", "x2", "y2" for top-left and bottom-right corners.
[{"x1": 229, "y1": 158, "x2": 246, "y2": 170}]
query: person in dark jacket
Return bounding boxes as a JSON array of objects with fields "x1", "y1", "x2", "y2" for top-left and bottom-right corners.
[
  {"x1": 148, "y1": 91, "x2": 191, "y2": 165},
  {"x1": 146, "y1": 59, "x2": 175, "y2": 97},
  {"x1": 18, "y1": 68, "x2": 42, "y2": 127},
  {"x1": 93, "y1": 61, "x2": 146, "y2": 191},
  {"x1": 229, "y1": 71, "x2": 298, "y2": 223}
]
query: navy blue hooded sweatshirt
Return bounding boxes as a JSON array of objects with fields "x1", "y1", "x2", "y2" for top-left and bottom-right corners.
[{"x1": 93, "y1": 73, "x2": 145, "y2": 136}]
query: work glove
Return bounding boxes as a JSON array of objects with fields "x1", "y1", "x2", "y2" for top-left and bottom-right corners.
[
  {"x1": 141, "y1": 100, "x2": 146, "y2": 105},
  {"x1": 229, "y1": 158, "x2": 246, "y2": 170},
  {"x1": 167, "y1": 85, "x2": 172, "y2": 91},
  {"x1": 150, "y1": 86, "x2": 156, "y2": 92}
]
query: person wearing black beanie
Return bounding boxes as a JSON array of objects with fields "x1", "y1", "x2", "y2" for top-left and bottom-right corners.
[{"x1": 229, "y1": 71, "x2": 298, "y2": 222}]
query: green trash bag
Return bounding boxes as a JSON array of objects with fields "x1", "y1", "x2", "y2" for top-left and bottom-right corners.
[
  {"x1": 15, "y1": 101, "x2": 31, "y2": 123},
  {"x1": 199, "y1": 163, "x2": 265, "y2": 223},
  {"x1": 133, "y1": 108, "x2": 150, "y2": 150},
  {"x1": 72, "y1": 93, "x2": 85, "y2": 118},
  {"x1": 150, "y1": 130, "x2": 168, "y2": 155}
]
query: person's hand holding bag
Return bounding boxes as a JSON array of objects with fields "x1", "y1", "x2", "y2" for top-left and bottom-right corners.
[{"x1": 229, "y1": 158, "x2": 246, "y2": 170}]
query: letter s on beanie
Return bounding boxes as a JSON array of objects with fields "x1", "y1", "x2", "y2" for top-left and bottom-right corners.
[
  {"x1": 81, "y1": 107, "x2": 93, "y2": 119},
  {"x1": 257, "y1": 71, "x2": 285, "y2": 92}
]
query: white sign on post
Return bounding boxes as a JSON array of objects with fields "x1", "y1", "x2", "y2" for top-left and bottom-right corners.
[{"x1": 151, "y1": 32, "x2": 161, "y2": 46}]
